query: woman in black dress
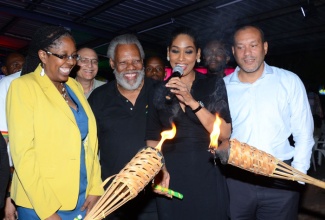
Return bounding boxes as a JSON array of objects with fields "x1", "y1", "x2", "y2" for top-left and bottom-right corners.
[{"x1": 146, "y1": 27, "x2": 232, "y2": 220}]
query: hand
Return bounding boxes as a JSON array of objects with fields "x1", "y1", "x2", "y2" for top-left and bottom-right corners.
[
  {"x1": 45, "y1": 213, "x2": 61, "y2": 220},
  {"x1": 212, "y1": 139, "x2": 230, "y2": 164},
  {"x1": 166, "y1": 78, "x2": 195, "y2": 106},
  {"x1": 3, "y1": 198, "x2": 17, "y2": 220},
  {"x1": 152, "y1": 166, "x2": 172, "y2": 198},
  {"x1": 81, "y1": 195, "x2": 100, "y2": 215}
]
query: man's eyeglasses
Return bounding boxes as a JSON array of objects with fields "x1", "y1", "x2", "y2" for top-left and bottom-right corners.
[
  {"x1": 44, "y1": 50, "x2": 80, "y2": 61},
  {"x1": 78, "y1": 57, "x2": 99, "y2": 65}
]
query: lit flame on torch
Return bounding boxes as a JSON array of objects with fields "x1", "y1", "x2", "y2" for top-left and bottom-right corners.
[
  {"x1": 209, "y1": 115, "x2": 221, "y2": 152},
  {"x1": 155, "y1": 123, "x2": 176, "y2": 151}
]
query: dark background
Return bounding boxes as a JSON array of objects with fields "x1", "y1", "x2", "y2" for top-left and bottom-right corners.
[{"x1": 1, "y1": 0, "x2": 325, "y2": 84}]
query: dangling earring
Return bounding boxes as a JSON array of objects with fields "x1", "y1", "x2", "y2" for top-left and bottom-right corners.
[
  {"x1": 167, "y1": 57, "x2": 170, "y2": 61},
  {"x1": 40, "y1": 68, "x2": 45, "y2": 76},
  {"x1": 197, "y1": 58, "x2": 201, "y2": 63}
]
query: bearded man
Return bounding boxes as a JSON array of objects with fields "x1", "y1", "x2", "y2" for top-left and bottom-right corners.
[
  {"x1": 88, "y1": 34, "x2": 158, "y2": 220},
  {"x1": 203, "y1": 40, "x2": 230, "y2": 78}
]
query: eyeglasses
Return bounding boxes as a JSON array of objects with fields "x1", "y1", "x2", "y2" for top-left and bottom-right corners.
[
  {"x1": 78, "y1": 57, "x2": 99, "y2": 65},
  {"x1": 145, "y1": 66, "x2": 164, "y2": 72},
  {"x1": 45, "y1": 50, "x2": 80, "y2": 61}
]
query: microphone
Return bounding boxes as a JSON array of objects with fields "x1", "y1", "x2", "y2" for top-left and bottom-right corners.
[{"x1": 165, "y1": 65, "x2": 184, "y2": 102}]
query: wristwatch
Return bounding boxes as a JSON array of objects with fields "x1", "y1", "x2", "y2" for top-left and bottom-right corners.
[{"x1": 192, "y1": 101, "x2": 204, "y2": 113}]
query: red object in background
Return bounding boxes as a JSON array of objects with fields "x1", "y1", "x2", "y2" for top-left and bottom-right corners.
[
  {"x1": 0, "y1": 35, "x2": 29, "y2": 50},
  {"x1": 195, "y1": 67, "x2": 207, "y2": 74},
  {"x1": 164, "y1": 66, "x2": 235, "y2": 80},
  {"x1": 225, "y1": 67, "x2": 235, "y2": 75},
  {"x1": 164, "y1": 67, "x2": 172, "y2": 80}
]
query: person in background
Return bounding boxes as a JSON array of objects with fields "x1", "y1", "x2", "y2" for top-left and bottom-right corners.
[
  {"x1": 6, "y1": 25, "x2": 103, "y2": 220},
  {"x1": 203, "y1": 40, "x2": 230, "y2": 78},
  {"x1": 0, "y1": 52, "x2": 25, "y2": 220},
  {"x1": 223, "y1": 25, "x2": 314, "y2": 220},
  {"x1": 146, "y1": 26, "x2": 231, "y2": 220},
  {"x1": 88, "y1": 34, "x2": 158, "y2": 220},
  {"x1": 306, "y1": 82, "x2": 323, "y2": 136},
  {"x1": 145, "y1": 56, "x2": 166, "y2": 81},
  {"x1": 75, "y1": 47, "x2": 106, "y2": 98},
  {"x1": 0, "y1": 133, "x2": 10, "y2": 209},
  {"x1": 1, "y1": 52, "x2": 25, "y2": 76}
]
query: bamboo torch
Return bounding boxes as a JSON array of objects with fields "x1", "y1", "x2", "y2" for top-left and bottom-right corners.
[
  {"x1": 84, "y1": 124, "x2": 176, "y2": 220},
  {"x1": 209, "y1": 115, "x2": 325, "y2": 190}
]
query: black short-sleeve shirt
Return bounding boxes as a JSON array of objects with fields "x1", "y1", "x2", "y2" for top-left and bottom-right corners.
[
  {"x1": 88, "y1": 78, "x2": 158, "y2": 215},
  {"x1": 88, "y1": 78, "x2": 157, "y2": 179}
]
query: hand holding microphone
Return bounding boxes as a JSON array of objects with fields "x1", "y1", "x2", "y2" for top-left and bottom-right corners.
[{"x1": 165, "y1": 65, "x2": 184, "y2": 103}]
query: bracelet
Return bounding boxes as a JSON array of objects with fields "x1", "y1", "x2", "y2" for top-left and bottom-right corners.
[
  {"x1": 6, "y1": 191, "x2": 10, "y2": 198},
  {"x1": 192, "y1": 101, "x2": 204, "y2": 113},
  {"x1": 192, "y1": 105, "x2": 202, "y2": 113}
]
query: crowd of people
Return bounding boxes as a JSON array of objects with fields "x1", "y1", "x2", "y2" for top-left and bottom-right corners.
[{"x1": 0, "y1": 24, "x2": 315, "y2": 220}]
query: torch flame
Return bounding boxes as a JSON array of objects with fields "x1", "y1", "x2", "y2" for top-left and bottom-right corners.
[
  {"x1": 209, "y1": 115, "x2": 221, "y2": 150},
  {"x1": 155, "y1": 123, "x2": 176, "y2": 151}
]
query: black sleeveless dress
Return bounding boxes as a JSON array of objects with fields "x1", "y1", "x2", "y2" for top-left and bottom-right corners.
[{"x1": 146, "y1": 72, "x2": 231, "y2": 220}]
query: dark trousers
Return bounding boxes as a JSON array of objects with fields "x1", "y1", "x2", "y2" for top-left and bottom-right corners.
[{"x1": 226, "y1": 163, "x2": 302, "y2": 220}]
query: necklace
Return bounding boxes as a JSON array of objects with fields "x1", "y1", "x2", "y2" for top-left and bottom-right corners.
[{"x1": 61, "y1": 83, "x2": 69, "y2": 103}]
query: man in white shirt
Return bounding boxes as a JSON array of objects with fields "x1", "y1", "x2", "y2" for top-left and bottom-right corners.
[
  {"x1": 1, "y1": 52, "x2": 25, "y2": 77},
  {"x1": 224, "y1": 25, "x2": 314, "y2": 220},
  {"x1": 0, "y1": 51, "x2": 25, "y2": 220},
  {"x1": 0, "y1": 71, "x2": 21, "y2": 220}
]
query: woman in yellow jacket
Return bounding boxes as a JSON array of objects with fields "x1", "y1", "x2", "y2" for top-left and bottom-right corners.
[{"x1": 6, "y1": 26, "x2": 103, "y2": 220}]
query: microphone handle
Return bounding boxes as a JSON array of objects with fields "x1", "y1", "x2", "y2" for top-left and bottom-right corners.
[
  {"x1": 165, "y1": 71, "x2": 182, "y2": 102},
  {"x1": 165, "y1": 71, "x2": 182, "y2": 83}
]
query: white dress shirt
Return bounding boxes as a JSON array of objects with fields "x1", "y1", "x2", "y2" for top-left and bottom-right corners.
[
  {"x1": 0, "y1": 71, "x2": 21, "y2": 166},
  {"x1": 224, "y1": 62, "x2": 314, "y2": 173}
]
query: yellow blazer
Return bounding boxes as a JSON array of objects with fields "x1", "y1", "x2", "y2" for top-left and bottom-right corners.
[{"x1": 6, "y1": 65, "x2": 103, "y2": 219}]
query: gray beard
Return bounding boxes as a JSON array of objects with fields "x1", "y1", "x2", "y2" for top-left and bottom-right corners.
[{"x1": 114, "y1": 68, "x2": 145, "y2": 90}]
